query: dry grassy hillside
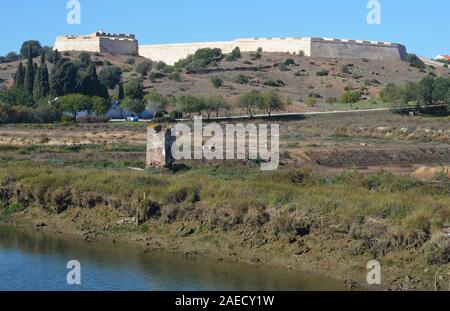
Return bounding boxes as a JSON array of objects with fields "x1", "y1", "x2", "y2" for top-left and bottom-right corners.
[{"x1": 1, "y1": 50, "x2": 449, "y2": 111}]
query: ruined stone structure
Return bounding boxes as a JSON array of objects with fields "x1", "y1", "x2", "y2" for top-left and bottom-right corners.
[
  {"x1": 54, "y1": 32, "x2": 407, "y2": 64},
  {"x1": 146, "y1": 127, "x2": 176, "y2": 169},
  {"x1": 53, "y1": 31, "x2": 139, "y2": 55}
]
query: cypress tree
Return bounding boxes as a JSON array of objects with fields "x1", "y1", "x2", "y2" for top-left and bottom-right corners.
[
  {"x1": 33, "y1": 64, "x2": 42, "y2": 101},
  {"x1": 50, "y1": 61, "x2": 78, "y2": 97},
  {"x1": 118, "y1": 80, "x2": 124, "y2": 100},
  {"x1": 77, "y1": 64, "x2": 108, "y2": 98},
  {"x1": 33, "y1": 52, "x2": 50, "y2": 101},
  {"x1": 24, "y1": 45, "x2": 35, "y2": 96},
  {"x1": 53, "y1": 49, "x2": 60, "y2": 64},
  {"x1": 13, "y1": 62, "x2": 25, "y2": 89},
  {"x1": 40, "y1": 53, "x2": 50, "y2": 97}
]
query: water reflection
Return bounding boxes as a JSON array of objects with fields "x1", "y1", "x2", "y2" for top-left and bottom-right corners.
[{"x1": 0, "y1": 226, "x2": 344, "y2": 291}]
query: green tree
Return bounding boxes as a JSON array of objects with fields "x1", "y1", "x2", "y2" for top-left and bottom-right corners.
[
  {"x1": 58, "y1": 94, "x2": 92, "y2": 121},
  {"x1": 419, "y1": 75, "x2": 436, "y2": 106},
  {"x1": 20, "y1": 40, "x2": 42, "y2": 59},
  {"x1": 77, "y1": 64, "x2": 108, "y2": 98},
  {"x1": 261, "y1": 90, "x2": 284, "y2": 116},
  {"x1": 121, "y1": 97, "x2": 145, "y2": 116},
  {"x1": 124, "y1": 78, "x2": 144, "y2": 99},
  {"x1": 238, "y1": 90, "x2": 264, "y2": 118},
  {"x1": 13, "y1": 62, "x2": 25, "y2": 89},
  {"x1": 24, "y1": 45, "x2": 35, "y2": 97},
  {"x1": 177, "y1": 95, "x2": 205, "y2": 118},
  {"x1": 0, "y1": 86, "x2": 32, "y2": 107},
  {"x1": 99, "y1": 66, "x2": 122, "y2": 89},
  {"x1": 33, "y1": 53, "x2": 50, "y2": 101},
  {"x1": 50, "y1": 60, "x2": 78, "y2": 97},
  {"x1": 144, "y1": 91, "x2": 170, "y2": 115},
  {"x1": 340, "y1": 91, "x2": 361, "y2": 109},
  {"x1": 403, "y1": 81, "x2": 420, "y2": 107},
  {"x1": 91, "y1": 96, "x2": 110, "y2": 116},
  {"x1": 433, "y1": 77, "x2": 450, "y2": 104},
  {"x1": 205, "y1": 96, "x2": 229, "y2": 119},
  {"x1": 117, "y1": 80, "x2": 124, "y2": 100},
  {"x1": 380, "y1": 83, "x2": 405, "y2": 105}
]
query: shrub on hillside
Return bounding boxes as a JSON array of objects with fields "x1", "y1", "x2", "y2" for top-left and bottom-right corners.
[
  {"x1": 135, "y1": 61, "x2": 152, "y2": 76},
  {"x1": 234, "y1": 74, "x2": 250, "y2": 84},
  {"x1": 210, "y1": 76, "x2": 223, "y2": 88},
  {"x1": 304, "y1": 97, "x2": 317, "y2": 107},
  {"x1": 341, "y1": 91, "x2": 361, "y2": 104},
  {"x1": 225, "y1": 47, "x2": 242, "y2": 61},
  {"x1": 316, "y1": 69, "x2": 329, "y2": 76}
]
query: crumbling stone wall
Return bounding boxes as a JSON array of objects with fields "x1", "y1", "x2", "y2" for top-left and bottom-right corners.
[{"x1": 146, "y1": 127, "x2": 176, "y2": 169}]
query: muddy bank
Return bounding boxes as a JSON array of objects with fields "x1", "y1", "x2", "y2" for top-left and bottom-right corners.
[{"x1": 1, "y1": 202, "x2": 446, "y2": 292}]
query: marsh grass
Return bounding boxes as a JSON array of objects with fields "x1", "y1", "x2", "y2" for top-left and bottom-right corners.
[{"x1": 0, "y1": 163, "x2": 448, "y2": 231}]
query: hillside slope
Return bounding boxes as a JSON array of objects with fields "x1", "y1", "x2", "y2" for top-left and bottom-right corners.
[{"x1": 1, "y1": 50, "x2": 449, "y2": 112}]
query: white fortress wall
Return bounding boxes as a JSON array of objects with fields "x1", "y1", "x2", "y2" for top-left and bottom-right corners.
[
  {"x1": 53, "y1": 35, "x2": 101, "y2": 53},
  {"x1": 234, "y1": 37, "x2": 311, "y2": 55},
  {"x1": 54, "y1": 32, "x2": 407, "y2": 64},
  {"x1": 139, "y1": 41, "x2": 235, "y2": 65},
  {"x1": 140, "y1": 38, "x2": 312, "y2": 65},
  {"x1": 309, "y1": 38, "x2": 406, "y2": 60}
]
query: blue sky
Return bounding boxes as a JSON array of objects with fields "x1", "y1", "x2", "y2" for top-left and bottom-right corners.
[{"x1": 0, "y1": 0, "x2": 448, "y2": 57}]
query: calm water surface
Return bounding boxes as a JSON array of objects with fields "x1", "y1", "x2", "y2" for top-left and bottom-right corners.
[{"x1": 0, "y1": 226, "x2": 344, "y2": 291}]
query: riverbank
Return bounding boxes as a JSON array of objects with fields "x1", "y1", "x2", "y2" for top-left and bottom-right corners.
[{"x1": 1, "y1": 163, "x2": 449, "y2": 290}]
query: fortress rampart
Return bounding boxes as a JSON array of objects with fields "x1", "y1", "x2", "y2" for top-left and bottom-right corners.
[
  {"x1": 54, "y1": 32, "x2": 407, "y2": 64},
  {"x1": 53, "y1": 31, "x2": 139, "y2": 55}
]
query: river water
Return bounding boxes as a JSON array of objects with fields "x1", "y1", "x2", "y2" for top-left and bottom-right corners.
[{"x1": 0, "y1": 226, "x2": 344, "y2": 291}]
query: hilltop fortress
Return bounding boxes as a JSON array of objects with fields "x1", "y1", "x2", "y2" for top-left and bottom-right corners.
[
  {"x1": 54, "y1": 31, "x2": 139, "y2": 56},
  {"x1": 54, "y1": 31, "x2": 407, "y2": 65}
]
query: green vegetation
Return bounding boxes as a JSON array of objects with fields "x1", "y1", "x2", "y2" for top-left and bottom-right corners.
[
  {"x1": 340, "y1": 91, "x2": 361, "y2": 108},
  {"x1": 238, "y1": 90, "x2": 286, "y2": 117},
  {"x1": 174, "y1": 48, "x2": 224, "y2": 72},
  {"x1": 380, "y1": 75, "x2": 450, "y2": 111},
  {"x1": 210, "y1": 76, "x2": 223, "y2": 88},
  {"x1": 98, "y1": 66, "x2": 122, "y2": 89},
  {"x1": 120, "y1": 97, "x2": 145, "y2": 116},
  {"x1": 304, "y1": 97, "x2": 317, "y2": 107},
  {"x1": 58, "y1": 94, "x2": 92, "y2": 121},
  {"x1": 316, "y1": 69, "x2": 329, "y2": 76},
  {"x1": 225, "y1": 47, "x2": 242, "y2": 62},
  {"x1": 135, "y1": 61, "x2": 152, "y2": 76},
  {"x1": 20, "y1": 40, "x2": 43, "y2": 59},
  {"x1": 1, "y1": 163, "x2": 449, "y2": 268},
  {"x1": 124, "y1": 78, "x2": 144, "y2": 100}
]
